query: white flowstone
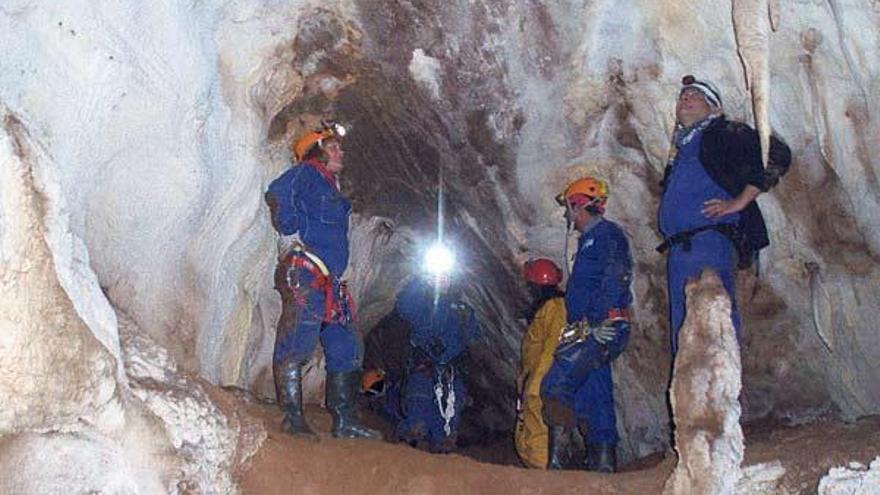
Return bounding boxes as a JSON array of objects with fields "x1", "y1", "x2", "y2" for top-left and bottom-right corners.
[
  {"x1": 818, "y1": 457, "x2": 880, "y2": 495},
  {"x1": 409, "y1": 48, "x2": 444, "y2": 101},
  {"x1": 736, "y1": 461, "x2": 792, "y2": 495},
  {"x1": 664, "y1": 270, "x2": 744, "y2": 495},
  {"x1": 0, "y1": 104, "x2": 263, "y2": 494},
  {"x1": 120, "y1": 313, "x2": 267, "y2": 494}
]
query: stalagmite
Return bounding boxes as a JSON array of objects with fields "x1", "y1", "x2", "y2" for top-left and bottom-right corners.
[
  {"x1": 0, "y1": 106, "x2": 264, "y2": 494},
  {"x1": 0, "y1": 108, "x2": 125, "y2": 434},
  {"x1": 663, "y1": 270, "x2": 744, "y2": 495},
  {"x1": 732, "y1": 0, "x2": 772, "y2": 167}
]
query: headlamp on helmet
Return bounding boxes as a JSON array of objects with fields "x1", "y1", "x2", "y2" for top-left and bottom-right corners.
[
  {"x1": 322, "y1": 120, "x2": 346, "y2": 138},
  {"x1": 293, "y1": 119, "x2": 348, "y2": 161},
  {"x1": 679, "y1": 75, "x2": 722, "y2": 108},
  {"x1": 423, "y1": 242, "x2": 455, "y2": 278}
]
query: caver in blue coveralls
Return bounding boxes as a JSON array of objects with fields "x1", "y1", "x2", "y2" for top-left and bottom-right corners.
[
  {"x1": 266, "y1": 160, "x2": 361, "y2": 372},
  {"x1": 393, "y1": 277, "x2": 479, "y2": 452},
  {"x1": 658, "y1": 127, "x2": 740, "y2": 354},
  {"x1": 541, "y1": 218, "x2": 633, "y2": 449},
  {"x1": 266, "y1": 158, "x2": 378, "y2": 439}
]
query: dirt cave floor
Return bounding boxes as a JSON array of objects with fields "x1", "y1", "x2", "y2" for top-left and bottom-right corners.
[{"x1": 236, "y1": 400, "x2": 880, "y2": 495}]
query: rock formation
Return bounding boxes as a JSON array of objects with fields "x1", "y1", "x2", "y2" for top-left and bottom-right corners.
[
  {"x1": 1, "y1": 0, "x2": 878, "y2": 473},
  {"x1": 818, "y1": 457, "x2": 880, "y2": 495},
  {"x1": 663, "y1": 270, "x2": 744, "y2": 495},
  {"x1": 0, "y1": 106, "x2": 263, "y2": 493}
]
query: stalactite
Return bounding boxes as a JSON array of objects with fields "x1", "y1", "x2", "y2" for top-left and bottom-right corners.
[{"x1": 732, "y1": 0, "x2": 771, "y2": 167}]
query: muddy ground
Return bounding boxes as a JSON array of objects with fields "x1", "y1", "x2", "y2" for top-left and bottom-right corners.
[{"x1": 236, "y1": 400, "x2": 880, "y2": 495}]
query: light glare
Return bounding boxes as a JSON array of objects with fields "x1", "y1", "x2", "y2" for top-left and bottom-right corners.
[{"x1": 423, "y1": 243, "x2": 454, "y2": 275}]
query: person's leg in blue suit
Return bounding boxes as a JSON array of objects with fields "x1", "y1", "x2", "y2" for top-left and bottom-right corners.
[
  {"x1": 577, "y1": 364, "x2": 618, "y2": 471},
  {"x1": 395, "y1": 368, "x2": 435, "y2": 447},
  {"x1": 542, "y1": 322, "x2": 629, "y2": 471},
  {"x1": 273, "y1": 267, "x2": 325, "y2": 436},
  {"x1": 667, "y1": 231, "x2": 740, "y2": 354},
  {"x1": 425, "y1": 369, "x2": 466, "y2": 453}
]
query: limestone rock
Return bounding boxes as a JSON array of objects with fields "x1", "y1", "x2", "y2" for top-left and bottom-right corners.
[
  {"x1": 1, "y1": 0, "x2": 879, "y2": 465},
  {"x1": 664, "y1": 270, "x2": 744, "y2": 495},
  {"x1": 120, "y1": 313, "x2": 267, "y2": 493},
  {"x1": 818, "y1": 457, "x2": 880, "y2": 495},
  {"x1": 735, "y1": 461, "x2": 791, "y2": 495},
  {"x1": 0, "y1": 106, "x2": 262, "y2": 494},
  {"x1": 0, "y1": 107, "x2": 125, "y2": 437}
]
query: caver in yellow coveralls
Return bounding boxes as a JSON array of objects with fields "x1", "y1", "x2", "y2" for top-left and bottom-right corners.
[{"x1": 515, "y1": 297, "x2": 566, "y2": 468}]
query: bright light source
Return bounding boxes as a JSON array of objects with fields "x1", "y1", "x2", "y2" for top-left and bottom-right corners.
[{"x1": 423, "y1": 242, "x2": 455, "y2": 276}]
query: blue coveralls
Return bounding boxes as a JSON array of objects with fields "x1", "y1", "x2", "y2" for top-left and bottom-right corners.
[
  {"x1": 541, "y1": 218, "x2": 633, "y2": 445},
  {"x1": 658, "y1": 129, "x2": 741, "y2": 354},
  {"x1": 266, "y1": 161, "x2": 361, "y2": 373},
  {"x1": 394, "y1": 278, "x2": 479, "y2": 450}
]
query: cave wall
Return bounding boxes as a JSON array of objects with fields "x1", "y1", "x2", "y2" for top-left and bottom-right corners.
[
  {"x1": 2, "y1": 0, "x2": 879, "y2": 464},
  {"x1": 0, "y1": 105, "x2": 264, "y2": 493}
]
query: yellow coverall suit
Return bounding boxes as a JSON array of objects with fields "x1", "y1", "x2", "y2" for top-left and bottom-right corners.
[{"x1": 514, "y1": 297, "x2": 566, "y2": 468}]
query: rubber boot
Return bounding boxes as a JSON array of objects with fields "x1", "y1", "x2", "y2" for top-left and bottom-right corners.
[
  {"x1": 585, "y1": 442, "x2": 617, "y2": 473},
  {"x1": 547, "y1": 426, "x2": 566, "y2": 470},
  {"x1": 326, "y1": 371, "x2": 381, "y2": 439},
  {"x1": 275, "y1": 362, "x2": 316, "y2": 436}
]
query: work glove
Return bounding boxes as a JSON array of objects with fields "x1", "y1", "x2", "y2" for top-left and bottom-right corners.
[{"x1": 591, "y1": 324, "x2": 617, "y2": 345}]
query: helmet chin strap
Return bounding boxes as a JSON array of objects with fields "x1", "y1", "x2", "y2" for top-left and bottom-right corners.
[{"x1": 563, "y1": 203, "x2": 576, "y2": 281}]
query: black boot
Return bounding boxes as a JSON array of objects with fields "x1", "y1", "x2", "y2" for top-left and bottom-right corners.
[
  {"x1": 275, "y1": 362, "x2": 316, "y2": 436},
  {"x1": 325, "y1": 371, "x2": 381, "y2": 439},
  {"x1": 585, "y1": 442, "x2": 617, "y2": 473},
  {"x1": 547, "y1": 426, "x2": 566, "y2": 470}
]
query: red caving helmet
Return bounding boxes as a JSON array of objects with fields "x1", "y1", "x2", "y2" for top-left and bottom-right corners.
[{"x1": 523, "y1": 258, "x2": 563, "y2": 286}]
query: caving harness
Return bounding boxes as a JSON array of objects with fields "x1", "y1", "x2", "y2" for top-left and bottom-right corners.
[
  {"x1": 281, "y1": 242, "x2": 356, "y2": 324},
  {"x1": 434, "y1": 365, "x2": 456, "y2": 436},
  {"x1": 655, "y1": 223, "x2": 757, "y2": 270},
  {"x1": 406, "y1": 347, "x2": 464, "y2": 438},
  {"x1": 557, "y1": 308, "x2": 629, "y2": 349}
]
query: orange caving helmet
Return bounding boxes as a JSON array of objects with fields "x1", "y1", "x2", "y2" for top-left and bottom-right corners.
[
  {"x1": 523, "y1": 258, "x2": 563, "y2": 286},
  {"x1": 292, "y1": 120, "x2": 347, "y2": 161},
  {"x1": 555, "y1": 176, "x2": 609, "y2": 211},
  {"x1": 361, "y1": 368, "x2": 387, "y2": 397}
]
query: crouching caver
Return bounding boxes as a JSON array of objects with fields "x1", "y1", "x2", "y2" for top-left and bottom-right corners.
[
  {"x1": 394, "y1": 275, "x2": 479, "y2": 453},
  {"x1": 265, "y1": 120, "x2": 379, "y2": 440},
  {"x1": 540, "y1": 177, "x2": 633, "y2": 473}
]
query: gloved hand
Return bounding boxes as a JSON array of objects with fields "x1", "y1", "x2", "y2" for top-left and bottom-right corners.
[
  {"x1": 592, "y1": 324, "x2": 617, "y2": 345},
  {"x1": 560, "y1": 320, "x2": 589, "y2": 343}
]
